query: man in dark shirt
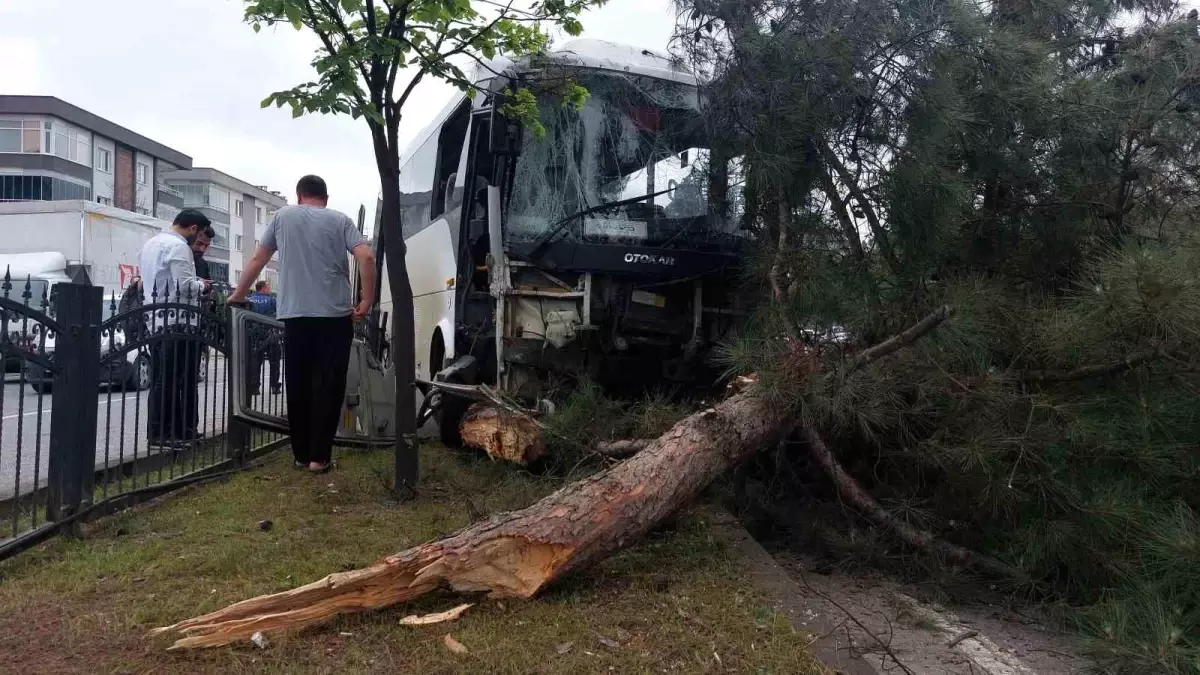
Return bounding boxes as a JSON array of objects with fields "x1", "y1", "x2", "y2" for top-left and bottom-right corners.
[
  {"x1": 247, "y1": 280, "x2": 282, "y2": 396},
  {"x1": 187, "y1": 225, "x2": 216, "y2": 439}
]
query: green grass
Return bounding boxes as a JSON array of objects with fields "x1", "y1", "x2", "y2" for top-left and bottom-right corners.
[{"x1": 0, "y1": 446, "x2": 824, "y2": 674}]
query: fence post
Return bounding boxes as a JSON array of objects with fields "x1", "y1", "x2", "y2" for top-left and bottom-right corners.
[
  {"x1": 226, "y1": 306, "x2": 252, "y2": 464},
  {"x1": 46, "y1": 283, "x2": 103, "y2": 523}
]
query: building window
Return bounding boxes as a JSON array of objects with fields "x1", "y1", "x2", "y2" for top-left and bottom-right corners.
[
  {"x1": 255, "y1": 205, "x2": 264, "y2": 224},
  {"x1": 48, "y1": 120, "x2": 91, "y2": 167},
  {"x1": 0, "y1": 119, "x2": 46, "y2": 154},
  {"x1": 207, "y1": 261, "x2": 230, "y2": 284},
  {"x1": 234, "y1": 234, "x2": 243, "y2": 250},
  {"x1": 235, "y1": 200, "x2": 243, "y2": 217},
  {"x1": 156, "y1": 203, "x2": 181, "y2": 222},
  {"x1": 177, "y1": 183, "x2": 232, "y2": 213},
  {"x1": 97, "y1": 196, "x2": 112, "y2": 206},
  {"x1": 95, "y1": 148, "x2": 112, "y2": 172},
  {"x1": 0, "y1": 174, "x2": 91, "y2": 202},
  {"x1": 210, "y1": 185, "x2": 230, "y2": 212},
  {"x1": 212, "y1": 224, "x2": 230, "y2": 249},
  {"x1": 234, "y1": 270, "x2": 242, "y2": 283},
  {"x1": 136, "y1": 162, "x2": 150, "y2": 185}
]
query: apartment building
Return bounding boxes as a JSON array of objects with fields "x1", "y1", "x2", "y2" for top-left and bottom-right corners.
[
  {"x1": 0, "y1": 95, "x2": 191, "y2": 219},
  {"x1": 160, "y1": 167, "x2": 287, "y2": 285}
]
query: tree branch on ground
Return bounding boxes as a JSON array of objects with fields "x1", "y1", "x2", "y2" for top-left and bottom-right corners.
[{"x1": 800, "y1": 427, "x2": 1026, "y2": 582}]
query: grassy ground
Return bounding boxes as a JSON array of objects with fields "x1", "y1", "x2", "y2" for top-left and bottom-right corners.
[{"x1": 0, "y1": 446, "x2": 824, "y2": 674}]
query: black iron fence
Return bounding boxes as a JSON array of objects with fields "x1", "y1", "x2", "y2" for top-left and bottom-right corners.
[{"x1": 0, "y1": 271, "x2": 289, "y2": 558}]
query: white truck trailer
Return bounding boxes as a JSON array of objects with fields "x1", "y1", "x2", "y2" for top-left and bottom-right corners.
[
  {"x1": 0, "y1": 201, "x2": 179, "y2": 391},
  {"x1": 0, "y1": 200, "x2": 170, "y2": 298}
]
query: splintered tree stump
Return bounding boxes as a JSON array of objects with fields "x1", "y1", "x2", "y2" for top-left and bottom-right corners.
[{"x1": 459, "y1": 404, "x2": 546, "y2": 466}]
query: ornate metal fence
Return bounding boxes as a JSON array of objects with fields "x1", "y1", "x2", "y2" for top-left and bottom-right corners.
[{"x1": 0, "y1": 271, "x2": 288, "y2": 558}]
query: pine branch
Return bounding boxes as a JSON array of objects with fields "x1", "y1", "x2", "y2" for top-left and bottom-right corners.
[
  {"x1": 842, "y1": 306, "x2": 953, "y2": 376},
  {"x1": 1021, "y1": 349, "x2": 1159, "y2": 383},
  {"x1": 801, "y1": 427, "x2": 1027, "y2": 583}
]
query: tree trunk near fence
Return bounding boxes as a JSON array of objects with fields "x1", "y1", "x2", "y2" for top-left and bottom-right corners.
[{"x1": 152, "y1": 309, "x2": 951, "y2": 650}]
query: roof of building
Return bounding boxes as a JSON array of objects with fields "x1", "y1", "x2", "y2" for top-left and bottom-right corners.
[
  {"x1": 0, "y1": 96, "x2": 193, "y2": 168},
  {"x1": 159, "y1": 167, "x2": 288, "y2": 208}
]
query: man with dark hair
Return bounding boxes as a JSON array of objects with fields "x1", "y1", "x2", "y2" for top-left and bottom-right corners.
[
  {"x1": 186, "y1": 223, "x2": 217, "y2": 438},
  {"x1": 229, "y1": 175, "x2": 376, "y2": 473},
  {"x1": 190, "y1": 224, "x2": 216, "y2": 282},
  {"x1": 138, "y1": 209, "x2": 213, "y2": 447}
]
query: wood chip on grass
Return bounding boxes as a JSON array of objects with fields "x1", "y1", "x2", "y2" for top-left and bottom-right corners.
[
  {"x1": 399, "y1": 603, "x2": 474, "y2": 626},
  {"x1": 443, "y1": 634, "x2": 469, "y2": 654}
]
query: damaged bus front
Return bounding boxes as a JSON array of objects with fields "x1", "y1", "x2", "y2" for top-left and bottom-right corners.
[{"x1": 378, "y1": 40, "x2": 747, "y2": 444}]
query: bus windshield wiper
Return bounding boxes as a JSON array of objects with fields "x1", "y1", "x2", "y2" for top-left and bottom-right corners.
[{"x1": 525, "y1": 186, "x2": 676, "y2": 261}]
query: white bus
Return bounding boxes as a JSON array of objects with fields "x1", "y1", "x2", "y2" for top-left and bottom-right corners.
[{"x1": 375, "y1": 39, "x2": 748, "y2": 444}]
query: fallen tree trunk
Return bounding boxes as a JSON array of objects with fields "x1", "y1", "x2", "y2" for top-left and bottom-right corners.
[
  {"x1": 152, "y1": 308, "x2": 951, "y2": 650},
  {"x1": 153, "y1": 384, "x2": 797, "y2": 649}
]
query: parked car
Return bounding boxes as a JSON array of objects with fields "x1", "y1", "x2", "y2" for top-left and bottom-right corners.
[{"x1": 20, "y1": 326, "x2": 209, "y2": 395}]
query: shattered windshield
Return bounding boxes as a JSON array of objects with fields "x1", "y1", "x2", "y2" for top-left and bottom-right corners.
[{"x1": 506, "y1": 71, "x2": 734, "y2": 250}]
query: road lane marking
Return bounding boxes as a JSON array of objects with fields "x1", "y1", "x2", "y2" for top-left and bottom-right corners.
[{"x1": 1, "y1": 394, "x2": 143, "y2": 421}]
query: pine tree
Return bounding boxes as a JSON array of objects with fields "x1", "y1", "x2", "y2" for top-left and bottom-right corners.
[{"x1": 677, "y1": 0, "x2": 1200, "y2": 670}]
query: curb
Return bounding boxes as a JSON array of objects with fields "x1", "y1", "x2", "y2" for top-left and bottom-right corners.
[{"x1": 707, "y1": 508, "x2": 1052, "y2": 675}]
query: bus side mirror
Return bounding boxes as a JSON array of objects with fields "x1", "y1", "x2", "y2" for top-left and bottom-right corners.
[{"x1": 489, "y1": 106, "x2": 517, "y2": 156}]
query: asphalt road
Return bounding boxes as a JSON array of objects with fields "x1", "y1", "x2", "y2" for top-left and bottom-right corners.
[
  {"x1": 1, "y1": 354, "x2": 431, "y2": 504},
  {"x1": 0, "y1": 355, "x2": 294, "y2": 502}
]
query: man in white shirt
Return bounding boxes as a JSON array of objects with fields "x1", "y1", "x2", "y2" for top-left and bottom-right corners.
[{"x1": 138, "y1": 209, "x2": 212, "y2": 447}]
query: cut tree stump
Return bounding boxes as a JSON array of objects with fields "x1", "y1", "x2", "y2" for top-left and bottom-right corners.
[
  {"x1": 151, "y1": 308, "x2": 951, "y2": 650},
  {"x1": 459, "y1": 404, "x2": 546, "y2": 465}
]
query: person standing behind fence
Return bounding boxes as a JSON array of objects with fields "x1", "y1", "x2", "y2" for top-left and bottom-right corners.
[
  {"x1": 139, "y1": 209, "x2": 212, "y2": 448},
  {"x1": 228, "y1": 175, "x2": 376, "y2": 473},
  {"x1": 188, "y1": 224, "x2": 217, "y2": 438},
  {"x1": 247, "y1": 280, "x2": 282, "y2": 396}
]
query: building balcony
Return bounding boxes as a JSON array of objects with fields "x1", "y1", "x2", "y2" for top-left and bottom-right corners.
[{"x1": 181, "y1": 199, "x2": 229, "y2": 215}]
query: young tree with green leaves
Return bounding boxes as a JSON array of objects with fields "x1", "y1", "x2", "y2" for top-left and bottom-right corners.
[{"x1": 241, "y1": 0, "x2": 599, "y2": 495}]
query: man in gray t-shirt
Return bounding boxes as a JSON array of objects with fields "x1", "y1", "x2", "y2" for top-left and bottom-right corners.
[{"x1": 229, "y1": 175, "x2": 377, "y2": 473}]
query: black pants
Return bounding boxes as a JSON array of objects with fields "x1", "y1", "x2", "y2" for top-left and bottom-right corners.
[
  {"x1": 148, "y1": 339, "x2": 201, "y2": 442},
  {"x1": 248, "y1": 339, "x2": 282, "y2": 394},
  {"x1": 284, "y1": 316, "x2": 353, "y2": 465}
]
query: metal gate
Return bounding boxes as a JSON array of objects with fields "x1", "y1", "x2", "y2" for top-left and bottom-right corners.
[
  {"x1": 0, "y1": 274, "x2": 287, "y2": 559},
  {"x1": 227, "y1": 308, "x2": 397, "y2": 448}
]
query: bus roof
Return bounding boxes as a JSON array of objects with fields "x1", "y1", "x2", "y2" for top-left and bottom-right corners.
[
  {"x1": 397, "y1": 39, "x2": 698, "y2": 173},
  {"x1": 505, "y1": 39, "x2": 697, "y2": 87}
]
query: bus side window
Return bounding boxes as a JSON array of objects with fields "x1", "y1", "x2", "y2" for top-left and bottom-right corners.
[
  {"x1": 399, "y1": 135, "x2": 438, "y2": 240},
  {"x1": 431, "y1": 102, "x2": 472, "y2": 222}
]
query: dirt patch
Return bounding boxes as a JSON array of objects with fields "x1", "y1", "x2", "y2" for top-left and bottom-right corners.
[{"x1": 0, "y1": 588, "x2": 146, "y2": 675}]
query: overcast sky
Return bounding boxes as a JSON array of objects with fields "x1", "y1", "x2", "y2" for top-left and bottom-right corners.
[{"x1": 0, "y1": 0, "x2": 679, "y2": 222}]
